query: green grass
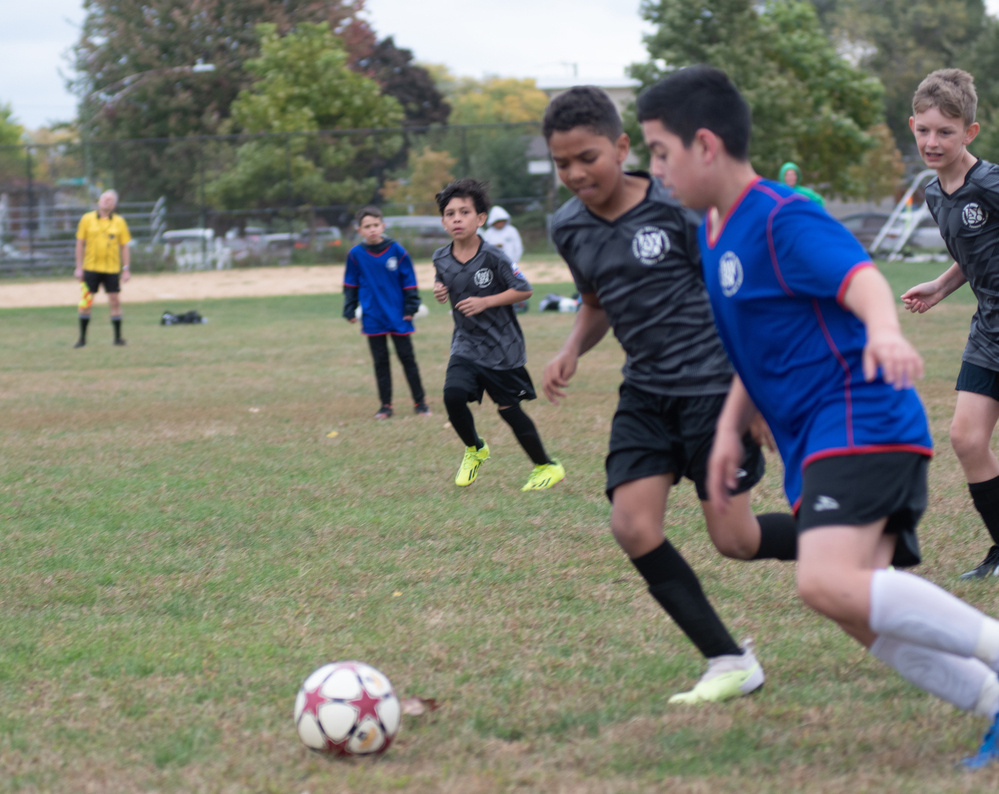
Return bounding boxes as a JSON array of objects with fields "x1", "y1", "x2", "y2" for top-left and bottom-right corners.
[{"x1": 1, "y1": 265, "x2": 998, "y2": 792}]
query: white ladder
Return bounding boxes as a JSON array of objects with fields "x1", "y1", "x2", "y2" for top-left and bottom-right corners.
[{"x1": 869, "y1": 169, "x2": 937, "y2": 260}]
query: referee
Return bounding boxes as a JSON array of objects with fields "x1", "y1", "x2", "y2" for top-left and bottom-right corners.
[{"x1": 74, "y1": 189, "x2": 132, "y2": 347}]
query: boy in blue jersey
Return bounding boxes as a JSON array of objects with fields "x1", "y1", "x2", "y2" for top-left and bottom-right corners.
[
  {"x1": 542, "y1": 86, "x2": 799, "y2": 705},
  {"x1": 902, "y1": 69, "x2": 999, "y2": 580},
  {"x1": 343, "y1": 206, "x2": 430, "y2": 419},
  {"x1": 638, "y1": 64, "x2": 999, "y2": 768}
]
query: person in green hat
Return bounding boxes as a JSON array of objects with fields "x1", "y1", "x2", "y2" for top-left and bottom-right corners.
[{"x1": 779, "y1": 161, "x2": 825, "y2": 207}]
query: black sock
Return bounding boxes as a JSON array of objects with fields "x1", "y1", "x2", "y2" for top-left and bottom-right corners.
[
  {"x1": 78, "y1": 315, "x2": 90, "y2": 340},
  {"x1": 753, "y1": 512, "x2": 798, "y2": 561},
  {"x1": 443, "y1": 388, "x2": 480, "y2": 448},
  {"x1": 631, "y1": 540, "x2": 740, "y2": 659},
  {"x1": 498, "y1": 404, "x2": 550, "y2": 465},
  {"x1": 969, "y1": 475, "x2": 999, "y2": 545},
  {"x1": 112, "y1": 316, "x2": 122, "y2": 341}
]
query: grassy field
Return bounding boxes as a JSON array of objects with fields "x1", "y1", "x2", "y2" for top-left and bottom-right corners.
[{"x1": 2, "y1": 261, "x2": 999, "y2": 793}]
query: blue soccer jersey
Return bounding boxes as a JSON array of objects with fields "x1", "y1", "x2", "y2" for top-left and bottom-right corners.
[
  {"x1": 699, "y1": 177, "x2": 933, "y2": 510},
  {"x1": 343, "y1": 239, "x2": 419, "y2": 336}
]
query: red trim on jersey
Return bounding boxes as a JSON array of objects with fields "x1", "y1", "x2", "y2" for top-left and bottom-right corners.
[
  {"x1": 836, "y1": 261, "x2": 875, "y2": 306},
  {"x1": 791, "y1": 444, "x2": 935, "y2": 514},
  {"x1": 706, "y1": 177, "x2": 761, "y2": 248}
]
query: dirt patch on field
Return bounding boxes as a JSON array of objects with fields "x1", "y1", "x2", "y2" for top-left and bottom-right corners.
[{"x1": 0, "y1": 259, "x2": 573, "y2": 309}]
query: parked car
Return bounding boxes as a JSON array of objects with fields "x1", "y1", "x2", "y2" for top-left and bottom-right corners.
[
  {"x1": 380, "y1": 216, "x2": 450, "y2": 252},
  {"x1": 163, "y1": 228, "x2": 215, "y2": 247},
  {"x1": 260, "y1": 232, "x2": 293, "y2": 248},
  {"x1": 222, "y1": 226, "x2": 267, "y2": 260},
  {"x1": 295, "y1": 226, "x2": 342, "y2": 251},
  {"x1": 0, "y1": 242, "x2": 50, "y2": 263}
]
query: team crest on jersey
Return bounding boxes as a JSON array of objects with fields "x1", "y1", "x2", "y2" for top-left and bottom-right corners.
[
  {"x1": 631, "y1": 226, "x2": 671, "y2": 266},
  {"x1": 386, "y1": 256, "x2": 399, "y2": 271},
  {"x1": 474, "y1": 268, "x2": 493, "y2": 288},
  {"x1": 963, "y1": 203, "x2": 988, "y2": 230},
  {"x1": 719, "y1": 251, "x2": 743, "y2": 297}
]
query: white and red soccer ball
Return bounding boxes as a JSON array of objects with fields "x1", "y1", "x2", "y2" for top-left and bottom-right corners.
[{"x1": 294, "y1": 661, "x2": 401, "y2": 756}]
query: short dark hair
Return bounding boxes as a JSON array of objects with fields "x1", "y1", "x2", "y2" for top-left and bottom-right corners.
[
  {"x1": 636, "y1": 66, "x2": 751, "y2": 160},
  {"x1": 354, "y1": 205, "x2": 382, "y2": 224},
  {"x1": 435, "y1": 178, "x2": 490, "y2": 216},
  {"x1": 542, "y1": 85, "x2": 623, "y2": 142}
]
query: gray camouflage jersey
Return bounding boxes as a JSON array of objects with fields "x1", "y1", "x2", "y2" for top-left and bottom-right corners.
[
  {"x1": 433, "y1": 239, "x2": 532, "y2": 370},
  {"x1": 926, "y1": 159, "x2": 999, "y2": 370},
  {"x1": 551, "y1": 174, "x2": 733, "y2": 396}
]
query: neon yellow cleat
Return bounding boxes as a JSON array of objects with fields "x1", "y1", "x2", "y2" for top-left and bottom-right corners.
[
  {"x1": 455, "y1": 441, "x2": 489, "y2": 486},
  {"x1": 668, "y1": 640, "x2": 764, "y2": 704},
  {"x1": 521, "y1": 460, "x2": 566, "y2": 491}
]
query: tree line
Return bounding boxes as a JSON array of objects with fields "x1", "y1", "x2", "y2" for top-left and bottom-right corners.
[{"x1": 4, "y1": 0, "x2": 999, "y2": 215}]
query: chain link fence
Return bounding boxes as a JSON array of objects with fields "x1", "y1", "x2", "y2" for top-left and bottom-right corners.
[{"x1": 0, "y1": 121, "x2": 557, "y2": 277}]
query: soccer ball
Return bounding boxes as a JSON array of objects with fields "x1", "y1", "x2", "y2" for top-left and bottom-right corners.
[{"x1": 294, "y1": 661, "x2": 401, "y2": 756}]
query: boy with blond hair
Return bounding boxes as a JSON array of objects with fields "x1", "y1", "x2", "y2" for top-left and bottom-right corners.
[{"x1": 902, "y1": 69, "x2": 999, "y2": 580}]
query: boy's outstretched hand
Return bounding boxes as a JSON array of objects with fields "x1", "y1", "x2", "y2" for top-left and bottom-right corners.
[
  {"x1": 900, "y1": 281, "x2": 945, "y2": 314},
  {"x1": 863, "y1": 328, "x2": 924, "y2": 389}
]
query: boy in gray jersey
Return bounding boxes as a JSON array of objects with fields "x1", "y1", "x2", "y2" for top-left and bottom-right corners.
[
  {"x1": 903, "y1": 69, "x2": 999, "y2": 580},
  {"x1": 433, "y1": 178, "x2": 565, "y2": 491},
  {"x1": 542, "y1": 86, "x2": 797, "y2": 704}
]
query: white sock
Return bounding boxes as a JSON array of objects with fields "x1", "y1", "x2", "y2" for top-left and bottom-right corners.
[
  {"x1": 869, "y1": 568, "x2": 999, "y2": 669},
  {"x1": 871, "y1": 636, "x2": 999, "y2": 717}
]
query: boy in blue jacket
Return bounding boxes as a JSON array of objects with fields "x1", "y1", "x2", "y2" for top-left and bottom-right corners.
[{"x1": 344, "y1": 206, "x2": 430, "y2": 418}]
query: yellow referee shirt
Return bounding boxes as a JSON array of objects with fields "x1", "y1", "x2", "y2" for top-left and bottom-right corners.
[{"x1": 76, "y1": 211, "x2": 132, "y2": 273}]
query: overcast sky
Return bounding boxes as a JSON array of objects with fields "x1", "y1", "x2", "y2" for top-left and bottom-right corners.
[{"x1": 3, "y1": 0, "x2": 998, "y2": 130}]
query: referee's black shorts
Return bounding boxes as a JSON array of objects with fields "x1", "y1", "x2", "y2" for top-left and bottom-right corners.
[
  {"x1": 605, "y1": 383, "x2": 765, "y2": 502},
  {"x1": 83, "y1": 270, "x2": 121, "y2": 295}
]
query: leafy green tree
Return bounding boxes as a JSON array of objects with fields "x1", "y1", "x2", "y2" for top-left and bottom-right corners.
[
  {"x1": 845, "y1": 122, "x2": 906, "y2": 200},
  {"x1": 466, "y1": 129, "x2": 545, "y2": 205},
  {"x1": 448, "y1": 77, "x2": 549, "y2": 125},
  {"x1": 356, "y1": 38, "x2": 450, "y2": 128},
  {"x1": 633, "y1": 0, "x2": 887, "y2": 197},
  {"x1": 70, "y1": 0, "x2": 375, "y2": 207},
  {"x1": 424, "y1": 69, "x2": 547, "y2": 203},
  {"x1": 204, "y1": 23, "x2": 404, "y2": 213},
  {"x1": 819, "y1": 0, "x2": 987, "y2": 146},
  {"x1": 381, "y1": 146, "x2": 456, "y2": 212},
  {"x1": 0, "y1": 104, "x2": 26, "y2": 185},
  {"x1": 956, "y1": 15, "x2": 999, "y2": 163}
]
